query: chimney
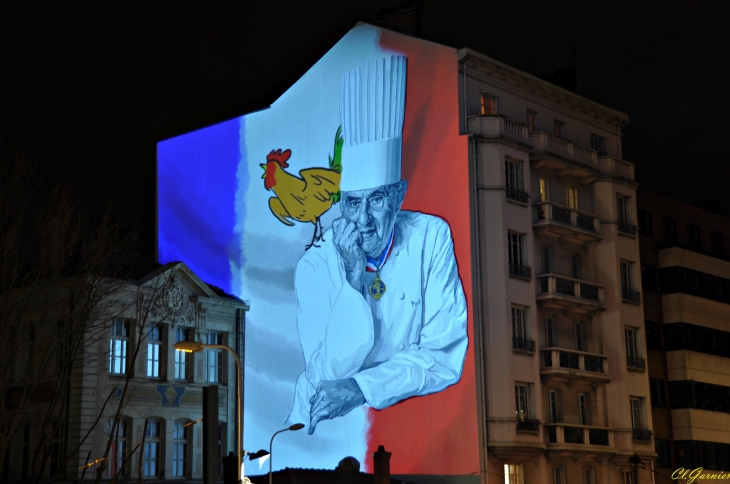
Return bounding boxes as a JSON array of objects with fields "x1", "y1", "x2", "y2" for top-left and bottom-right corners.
[{"x1": 373, "y1": 445, "x2": 392, "y2": 484}]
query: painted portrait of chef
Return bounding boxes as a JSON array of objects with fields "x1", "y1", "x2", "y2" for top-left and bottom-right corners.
[{"x1": 285, "y1": 55, "x2": 468, "y2": 434}]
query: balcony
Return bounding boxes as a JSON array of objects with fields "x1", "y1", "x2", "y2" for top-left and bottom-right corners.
[
  {"x1": 506, "y1": 187, "x2": 530, "y2": 203},
  {"x1": 512, "y1": 337, "x2": 536, "y2": 353},
  {"x1": 536, "y1": 274, "x2": 606, "y2": 315},
  {"x1": 467, "y1": 115, "x2": 530, "y2": 147},
  {"x1": 626, "y1": 356, "x2": 646, "y2": 371},
  {"x1": 618, "y1": 221, "x2": 637, "y2": 236},
  {"x1": 545, "y1": 424, "x2": 617, "y2": 459},
  {"x1": 509, "y1": 263, "x2": 532, "y2": 279},
  {"x1": 533, "y1": 202, "x2": 603, "y2": 246},
  {"x1": 541, "y1": 348, "x2": 611, "y2": 386},
  {"x1": 598, "y1": 156, "x2": 635, "y2": 181},
  {"x1": 621, "y1": 288, "x2": 641, "y2": 304},
  {"x1": 632, "y1": 429, "x2": 652, "y2": 442},
  {"x1": 529, "y1": 132, "x2": 599, "y2": 181},
  {"x1": 516, "y1": 418, "x2": 540, "y2": 432}
]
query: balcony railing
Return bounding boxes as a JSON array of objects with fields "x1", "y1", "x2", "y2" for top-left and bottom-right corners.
[
  {"x1": 512, "y1": 337, "x2": 535, "y2": 353},
  {"x1": 542, "y1": 348, "x2": 607, "y2": 374},
  {"x1": 618, "y1": 221, "x2": 637, "y2": 235},
  {"x1": 626, "y1": 356, "x2": 646, "y2": 370},
  {"x1": 537, "y1": 274, "x2": 604, "y2": 304},
  {"x1": 509, "y1": 263, "x2": 532, "y2": 278},
  {"x1": 533, "y1": 202, "x2": 600, "y2": 233},
  {"x1": 621, "y1": 288, "x2": 641, "y2": 303},
  {"x1": 506, "y1": 187, "x2": 530, "y2": 203},
  {"x1": 545, "y1": 424, "x2": 613, "y2": 447},
  {"x1": 467, "y1": 115, "x2": 529, "y2": 143},
  {"x1": 516, "y1": 418, "x2": 540, "y2": 432},
  {"x1": 529, "y1": 132, "x2": 598, "y2": 168},
  {"x1": 598, "y1": 156, "x2": 635, "y2": 181},
  {"x1": 632, "y1": 429, "x2": 652, "y2": 441}
]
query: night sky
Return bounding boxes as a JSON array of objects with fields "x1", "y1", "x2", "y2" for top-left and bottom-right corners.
[{"x1": 2, "y1": 1, "x2": 728, "y2": 257}]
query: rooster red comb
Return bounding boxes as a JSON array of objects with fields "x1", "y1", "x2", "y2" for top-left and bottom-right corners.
[{"x1": 267, "y1": 149, "x2": 291, "y2": 168}]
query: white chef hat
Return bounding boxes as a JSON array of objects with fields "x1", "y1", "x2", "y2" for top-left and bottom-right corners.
[{"x1": 339, "y1": 55, "x2": 407, "y2": 192}]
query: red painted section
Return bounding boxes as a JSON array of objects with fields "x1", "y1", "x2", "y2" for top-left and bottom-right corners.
[
  {"x1": 264, "y1": 161, "x2": 278, "y2": 190},
  {"x1": 364, "y1": 30, "x2": 479, "y2": 476}
]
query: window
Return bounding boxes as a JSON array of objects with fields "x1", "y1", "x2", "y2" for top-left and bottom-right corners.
[
  {"x1": 107, "y1": 419, "x2": 128, "y2": 477},
  {"x1": 554, "y1": 120, "x2": 564, "y2": 138},
  {"x1": 508, "y1": 232, "x2": 529, "y2": 277},
  {"x1": 144, "y1": 421, "x2": 161, "y2": 477},
  {"x1": 663, "y1": 216, "x2": 678, "y2": 245},
  {"x1": 644, "y1": 321, "x2": 661, "y2": 350},
  {"x1": 570, "y1": 253, "x2": 582, "y2": 279},
  {"x1": 711, "y1": 231, "x2": 725, "y2": 258},
  {"x1": 655, "y1": 439, "x2": 671, "y2": 468},
  {"x1": 638, "y1": 209, "x2": 653, "y2": 236},
  {"x1": 660, "y1": 266, "x2": 730, "y2": 305},
  {"x1": 566, "y1": 185, "x2": 579, "y2": 209},
  {"x1": 574, "y1": 321, "x2": 586, "y2": 351},
  {"x1": 621, "y1": 261, "x2": 639, "y2": 302},
  {"x1": 553, "y1": 465, "x2": 566, "y2": 484},
  {"x1": 541, "y1": 247, "x2": 554, "y2": 274},
  {"x1": 147, "y1": 325, "x2": 162, "y2": 378},
  {"x1": 687, "y1": 223, "x2": 702, "y2": 252},
  {"x1": 622, "y1": 470, "x2": 635, "y2": 484},
  {"x1": 641, "y1": 264, "x2": 657, "y2": 292},
  {"x1": 545, "y1": 316, "x2": 557, "y2": 347},
  {"x1": 480, "y1": 92, "x2": 496, "y2": 115},
  {"x1": 50, "y1": 420, "x2": 65, "y2": 478},
  {"x1": 109, "y1": 320, "x2": 129, "y2": 375},
  {"x1": 206, "y1": 332, "x2": 223, "y2": 383},
  {"x1": 505, "y1": 159, "x2": 526, "y2": 202},
  {"x1": 527, "y1": 110, "x2": 537, "y2": 133},
  {"x1": 539, "y1": 177, "x2": 550, "y2": 202},
  {"x1": 584, "y1": 467, "x2": 595, "y2": 484},
  {"x1": 590, "y1": 134, "x2": 606, "y2": 156},
  {"x1": 630, "y1": 397, "x2": 644, "y2": 429},
  {"x1": 578, "y1": 392, "x2": 591, "y2": 425},
  {"x1": 548, "y1": 389, "x2": 562, "y2": 423},
  {"x1": 650, "y1": 379, "x2": 666, "y2": 407},
  {"x1": 511, "y1": 306, "x2": 531, "y2": 350},
  {"x1": 173, "y1": 422, "x2": 188, "y2": 477},
  {"x1": 505, "y1": 464, "x2": 525, "y2": 484},
  {"x1": 515, "y1": 383, "x2": 530, "y2": 421},
  {"x1": 617, "y1": 195, "x2": 635, "y2": 234},
  {"x1": 625, "y1": 328, "x2": 643, "y2": 368},
  {"x1": 175, "y1": 328, "x2": 189, "y2": 381}
]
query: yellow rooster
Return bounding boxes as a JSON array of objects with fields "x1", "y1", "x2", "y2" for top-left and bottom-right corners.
[{"x1": 261, "y1": 127, "x2": 343, "y2": 249}]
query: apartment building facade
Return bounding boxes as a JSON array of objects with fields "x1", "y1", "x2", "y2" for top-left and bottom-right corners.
[
  {"x1": 1, "y1": 262, "x2": 247, "y2": 483},
  {"x1": 637, "y1": 190, "x2": 730, "y2": 478},
  {"x1": 460, "y1": 49, "x2": 655, "y2": 484}
]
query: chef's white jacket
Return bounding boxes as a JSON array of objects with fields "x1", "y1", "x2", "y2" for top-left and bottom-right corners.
[{"x1": 286, "y1": 211, "x2": 468, "y2": 426}]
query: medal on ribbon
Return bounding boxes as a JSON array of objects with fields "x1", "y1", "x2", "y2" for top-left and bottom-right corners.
[{"x1": 365, "y1": 229, "x2": 394, "y2": 301}]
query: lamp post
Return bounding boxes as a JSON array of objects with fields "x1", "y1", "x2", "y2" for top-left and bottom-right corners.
[
  {"x1": 269, "y1": 423, "x2": 305, "y2": 484},
  {"x1": 174, "y1": 340, "x2": 244, "y2": 483}
]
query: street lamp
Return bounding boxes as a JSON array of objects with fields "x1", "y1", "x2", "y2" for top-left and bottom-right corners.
[
  {"x1": 174, "y1": 340, "x2": 245, "y2": 483},
  {"x1": 269, "y1": 423, "x2": 305, "y2": 484}
]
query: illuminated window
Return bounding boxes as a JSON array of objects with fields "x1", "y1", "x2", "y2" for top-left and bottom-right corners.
[
  {"x1": 173, "y1": 422, "x2": 188, "y2": 477},
  {"x1": 107, "y1": 419, "x2": 128, "y2": 477},
  {"x1": 504, "y1": 463, "x2": 525, "y2": 484},
  {"x1": 175, "y1": 328, "x2": 189, "y2": 381},
  {"x1": 147, "y1": 325, "x2": 162, "y2": 378},
  {"x1": 109, "y1": 320, "x2": 129, "y2": 375},
  {"x1": 590, "y1": 134, "x2": 606, "y2": 155},
  {"x1": 554, "y1": 120, "x2": 564, "y2": 138},
  {"x1": 144, "y1": 421, "x2": 161, "y2": 477},
  {"x1": 539, "y1": 177, "x2": 550, "y2": 202},
  {"x1": 480, "y1": 92, "x2": 496, "y2": 115},
  {"x1": 566, "y1": 185, "x2": 578, "y2": 209},
  {"x1": 578, "y1": 392, "x2": 591, "y2": 425},
  {"x1": 206, "y1": 332, "x2": 223, "y2": 383},
  {"x1": 526, "y1": 110, "x2": 537, "y2": 132}
]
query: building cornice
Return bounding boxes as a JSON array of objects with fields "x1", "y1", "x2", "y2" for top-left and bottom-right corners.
[{"x1": 458, "y1": 48, "x2": 630, "y2": 129}]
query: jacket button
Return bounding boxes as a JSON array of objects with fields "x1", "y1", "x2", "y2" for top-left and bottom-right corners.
[{"x1": 398, "y1": 343, "x2": 405, "y2": 350}]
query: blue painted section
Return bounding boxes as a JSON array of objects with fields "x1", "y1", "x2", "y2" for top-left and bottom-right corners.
[{"x1": 157, "y1": 117, "x2": 243, "y2": 294}]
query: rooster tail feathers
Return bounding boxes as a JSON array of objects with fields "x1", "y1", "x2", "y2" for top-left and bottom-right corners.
[{"x1": 328, "y1": 126, "x2": 344, "y2": 203}]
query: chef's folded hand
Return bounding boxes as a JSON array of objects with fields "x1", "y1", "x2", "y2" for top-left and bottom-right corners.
[{"x1": 308, "y1": 378, "x2": 365, "y2": 435}]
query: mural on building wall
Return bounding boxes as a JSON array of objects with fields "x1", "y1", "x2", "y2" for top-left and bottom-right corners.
[{"x1": 157, "y1": 23, "x2": 478, "y2": 476}]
